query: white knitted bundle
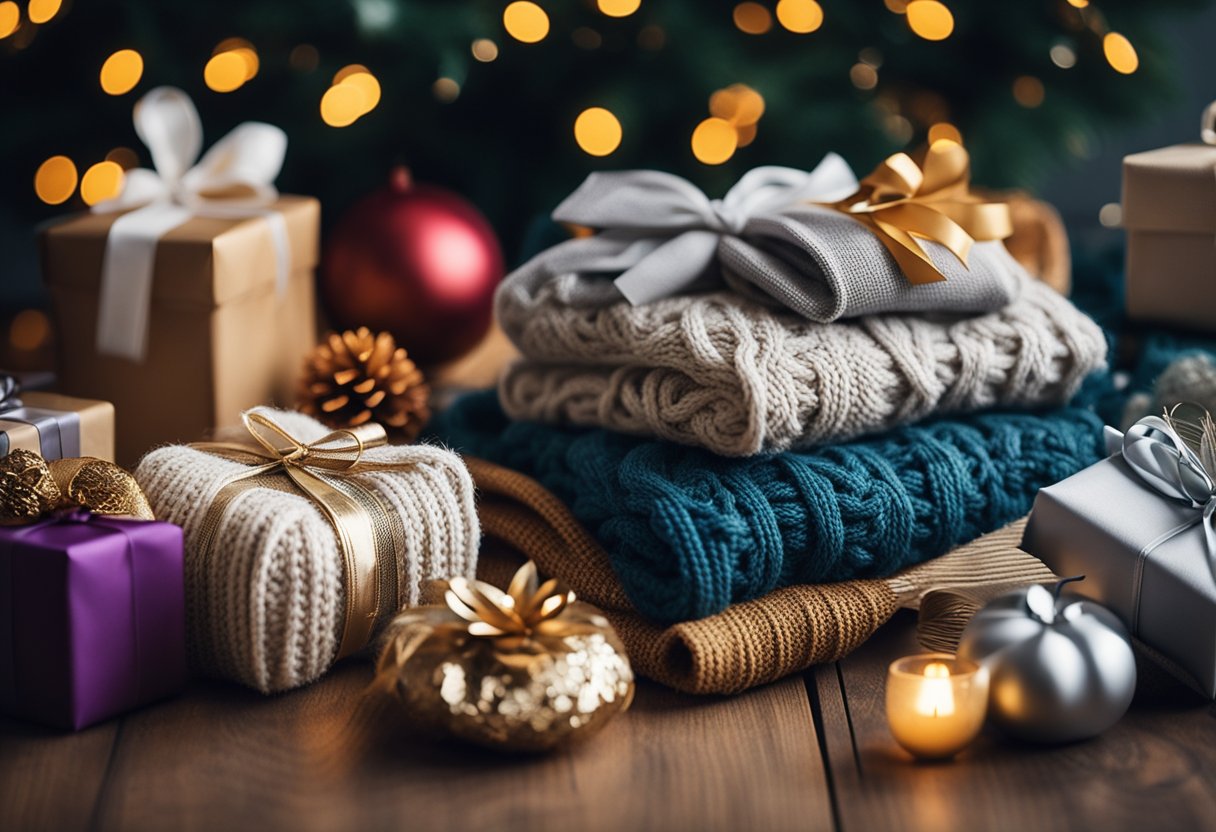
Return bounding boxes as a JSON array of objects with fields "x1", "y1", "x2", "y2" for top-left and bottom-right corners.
[
  {"x1": 135, "y1": 408, "x2": 479, "y2": 693},
  {"x1": 497, "y1": 273, "x2": 1107, "y2": 456}
]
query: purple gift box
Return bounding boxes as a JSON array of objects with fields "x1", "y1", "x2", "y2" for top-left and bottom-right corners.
[{"x1": 0, "y1": 510, "x2": 186, "y2": 730}]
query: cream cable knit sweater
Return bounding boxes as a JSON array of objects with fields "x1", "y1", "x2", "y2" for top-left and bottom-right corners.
[
  {"x1": 135, "y1": 408, "x2": 479, "y2": 693},
  {"x1": 497, "y1": 273, "x2": 1107, "y2": 456}
]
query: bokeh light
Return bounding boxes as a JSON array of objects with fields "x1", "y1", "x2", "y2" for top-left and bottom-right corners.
[
  {"x1": 709, "y1": 84, "x2": 765, "y2": 125},
  {"x1": 432, "y1": 77, "x2": 461, "y2": 101},
  {"x1": 9, "y1": 310, "x2": 51, "y2": 353},
  {"x1": 335, "y1": 67, "x2": 381, "y2": 115},
  {"x1": 0, "y1": 1, "x2": 19, "y2": 38},
  {"x1": 733, "y1": 3, "x2": 772, "y2": 35},
  {"x1": 1012, "y1": 76, "x2": 1045, "y2": 107},
  {"x1": 691, "y1": 117, "x2": 738, "y2": 165},
  {"x1": 471, "y1": 38, "x2": 499, "y2": 61},
  {"x1": 736, "y1": 122, "x2": 758, "y2": 147},
  {"x1": 1050, "y1": 43, "x2": 1076, "y2": 69},
  {"x1": 776, "y1": 0, "x2": 823, "y2": 34},
  {"x1": 927, "y1": 122, "x2": 963, "y2": 144},
  {"x1": 849, "y1": 63, "x2": 878, "y2": 90},
  {"x1": 1066, "y1": 0, "x2": 1089, "y2": 7},
  {"x1": 34, "y1": 155, "x2": 77, "y2": 205},
  {"x1": 28, "y1": 0, "x2": 62, "y2": 25},
  {"x1": 204, "y1": 51, "x2": 246, "y2": 93},
  {"x1": 883, "y1": 0, "x2": 909, "y2": 12},
  {"x1": 1098, "y1": 202, "x2": 1122, "y2": 227},
  {"x1": 503, "y1": 1, "x2": 549, "y2": 44},
  {"x1": 105, "y1": 147, "x2": 140, "y2": 170},
  {"x1": 80, "y1": 161, "x2": 125, "y2": 206},
  {"x1": 320, "y1": 84, "x2": 364, "y2": 127},
  {"x1": 574, "y1": 107, "x2": 623, "y2": 156},
  {"x1": 906, "y1": 0, "x2": 953, "y2": 41},
  {"x1": 289, "y1": 44, "x2": 319, "y2": 72},
  {"x1": 214, "y1": 38, "x2": 259, "y2": 83},
  {"x1": 597, "y1": 0, "x2": 640, "y2": 17},
  {"x1": 1103, "y1": 33, "x2": 1138, "y2": 74},
  {"x1": 637, "y1": 24, "x2": 665, "y2": 49},
  {"x1": 99, "y1": 49, "x2": 144, "y2": 95}
]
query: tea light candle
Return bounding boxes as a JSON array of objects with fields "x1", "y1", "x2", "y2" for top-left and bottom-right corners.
[{"x1": 885, "y1": 653, "x2": 988, "y2": 760}]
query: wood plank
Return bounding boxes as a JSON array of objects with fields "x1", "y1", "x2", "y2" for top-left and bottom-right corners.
[
  {"x1": 0, "y1": 716, "x2": 118, "y2": 832},
  {"x1": 820, "y1": 611, "x2": 1216, "y2": 832},
  {"x1": 88, "y1": 663, "x2": 833, "y2": 832}
]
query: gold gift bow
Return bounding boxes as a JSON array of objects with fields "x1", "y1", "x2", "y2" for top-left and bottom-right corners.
[
  {"x1": 824, "y1": 141, "x2": 1013, "y2": 285},
  {"x1": 191, "y1": 410, "x2": 393, "y2": 660},
  {"x1": 0, "y1": 448, "x2": 154, "y2": 525}
]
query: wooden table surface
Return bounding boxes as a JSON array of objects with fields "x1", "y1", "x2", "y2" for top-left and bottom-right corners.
[{"x1": 4, "y1": 611, "x2": 1215, "y2": 832}]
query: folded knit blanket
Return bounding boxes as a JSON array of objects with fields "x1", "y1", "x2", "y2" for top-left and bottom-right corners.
[
  {"x1": 470, "y1": 457, "x2": 1053, "y2": 694},
  {"x1": 496, "y1": 271, "x2": 1106, "y2": 456},
  {"x1": 136, "y1": 408, "x2": 479, "y2": 693},
  {"x1": 428, "y1": 392, "x2": 1105, "y2": 622}
]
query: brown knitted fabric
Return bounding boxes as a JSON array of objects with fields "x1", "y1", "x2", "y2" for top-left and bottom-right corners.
[{"x1": 467, "y1": 457, "x2": 1053, "y2": 695}]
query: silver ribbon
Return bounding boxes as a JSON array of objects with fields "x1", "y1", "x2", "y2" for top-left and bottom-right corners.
[
  {"x1": 551, "y1": 154, "x2": 858, "y2": 306},
  {"x1": 90, "y1": 87, "x2": 290, "y2": 363},
  {"x1": 1105, "y1": 413, "x2": 1216, "y2": 581}
]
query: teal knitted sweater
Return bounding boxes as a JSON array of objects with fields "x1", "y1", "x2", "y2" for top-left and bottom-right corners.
[{"x1": 429, "y1": 393, "x2": 1106, "y2": 622}]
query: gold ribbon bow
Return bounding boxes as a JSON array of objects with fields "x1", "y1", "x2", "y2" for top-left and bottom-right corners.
[
  {"x1": 825, "y1": 141, "x2": 1013, "y2": 285},
  {"x1": 0, "y1": 449, "x2": 154, "y2": 525},
  {"x1": 192, "y1": 410, "x2": 394, "y2": 660}
]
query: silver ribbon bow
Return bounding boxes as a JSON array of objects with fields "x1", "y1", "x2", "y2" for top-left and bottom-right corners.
[
  {"x1": 1105, "y1": 408, "x2": 1216, "y2": 579},
  {"x1": 552, "y1": 154, "x2": 858, "y2": 306}
]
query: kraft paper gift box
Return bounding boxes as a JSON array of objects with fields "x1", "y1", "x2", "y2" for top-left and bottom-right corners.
[
  {"x1": 0, "y1": 513, "x2": 186, "y2": 730},
  {"x1": 40, "y1": 195, "x2": 318, "y2": 466},
  {"x1": 1022, "y1": 424, "x2": 1216, "y2": 697},
  {"x1": 1123, "y1": 141, "x2": 1216, "y2": 333},
  {"x1": 0, "y1": 390, "x2": 115, "y2": 462}
]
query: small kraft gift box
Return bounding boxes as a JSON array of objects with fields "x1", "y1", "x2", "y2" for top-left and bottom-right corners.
[
  {"x1": 1122, "y1": 102, "x2": 1216, "y2": 333},
  {"x1": 40, "y1": 87, "x2": 317, "y2": 466},
  {"x1": 0, "y1": 451, "x2": 186, "y2": 730},
  {"x1": 1022, "y1": 407, "x2": 1216, "y2": 697},
  {"x1": 0, "y1": 374, "x2": 115, "y2": 462}
]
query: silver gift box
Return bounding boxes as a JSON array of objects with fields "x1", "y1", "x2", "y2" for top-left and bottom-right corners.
[{"x1": 1022, "y1": 454, "x2": 1216, "y2": 697}]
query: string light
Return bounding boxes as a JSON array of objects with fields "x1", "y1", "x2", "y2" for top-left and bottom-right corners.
[
  {"x1": 733, "y1": 2, "x2": 772, "y2": 35},
  {"x1": 80, "y1": 161, "x2": 125, "y2": 206},
  {"x1": 34, "y1": 155, "x2": 77, "y2": 205},
  {"x1": 321, "y1": 66, "x2": 383, "y2": 125},
  {"x1": 597, "y1": 0, "x2": 640, "y2": 18},
  {"x1": 0, "y1": 1, "x2": 18, "y2": 39},
  {"x1": 28, "y1": 0, "x2": 62, "y2": 25},
  {"x1": 503, "y1": 1, "x2": 549, "y2": 44},
  {"x1": 775, "y1": 0, "x2": 823, "y2": 34},
  {"x1": 471, "y1": 38, "x2": 499, "y2": 62},
  {"x1": 710, "y1": 84, "x2": 764, "y2": 125},
  {"x1": 574, "y1": 107, "x2": 623, "y2": 156},
  {"x1": 1066, "y1": 0, "x2": 1089, "y2": 7},
  {"x1": 213, "y1": 38, "x2": 259, "y2": 84},
  {"x1": 1012, "y1": 76, "x2": 1045, "y2": 107},
  {"x1": 691, "y1": 117, "x2": 738, "y2": 165},
  {"x1": 1103, "y1": 32, "x2": 1138, "y2": 74},
  {"x1": 927, "y1": 122, "x2": 963, "y2": 144},
  {"x1": 99, "y1": 49, "x2": 143, "y2": 95},
  {"x1": 9, "y1": 310, "x2": 50, "y2": 352},
  {"x1": 1050, "y1": 43, "x2": 1076, "y2": 69},
  {"x1": 204, "y1": 52, "x2": 246, "y2": 93},
  {"x1": 334, "y1": 65, "x2": 381, "y2": 114},
  {"x1": 905, "y1": 0, "x2": 953, "y2": 41},
  {"x1": 432, "y1": 77, "x2": 461, "y2": 101},
  {"x1": 849, "y1": 63, "x2": 878, "y2": 90}
]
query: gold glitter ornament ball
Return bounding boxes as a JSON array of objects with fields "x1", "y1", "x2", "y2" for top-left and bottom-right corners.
[{"x1": 375, "y1": 563, "x2": 635, "y2": 752}]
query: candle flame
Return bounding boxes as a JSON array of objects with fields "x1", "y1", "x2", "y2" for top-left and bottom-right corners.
[{"x1": 915, "y1": 661, "x2": 955, "y2": 717}]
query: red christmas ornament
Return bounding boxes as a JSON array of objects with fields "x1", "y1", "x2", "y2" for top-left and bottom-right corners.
[{"x1": 322, "y1": 167, "x2": 505, "y2": 366}]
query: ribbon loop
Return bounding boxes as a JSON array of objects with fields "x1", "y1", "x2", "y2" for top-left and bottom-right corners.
[{"x1": 824, "y1": 142, "x2": 1013, "y2": 285}]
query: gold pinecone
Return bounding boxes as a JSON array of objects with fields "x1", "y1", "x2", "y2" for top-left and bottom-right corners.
[{"x1": 298, "y1": 328, "x2": 431, "y2": 439}]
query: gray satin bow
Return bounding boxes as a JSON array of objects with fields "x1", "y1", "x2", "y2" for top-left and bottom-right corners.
[
  {"x1": 552, "y1": 154, "x2": 858, "y2": 305},
  {"x1": 0, "y1": 374, "x2": 21, "y2": 412},
  {"x1": 1106, "y1": 413, "x2": 1216, "y2": 578}
]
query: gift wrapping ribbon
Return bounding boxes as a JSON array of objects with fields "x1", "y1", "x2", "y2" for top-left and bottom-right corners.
[
  {"x1": 550, "y1": 154, "x2": 858, "y2": 306},
  {"x1": 191, "y1": 410, "x2": 402, "y2": 660},
  {"x1": 1105, "y1": 407, "x2": 1216, "y2": 632},
  {"x1": 823, "y1": 141, "x2": 1013, "y2": 285},
  {"x1": 90, "y1": 86, "x2": 290, "y2": 363}
]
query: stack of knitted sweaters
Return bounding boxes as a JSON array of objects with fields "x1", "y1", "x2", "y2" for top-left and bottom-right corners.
[{"x1": 431, "y1": 150, "x2": 1110, "y2": 662}]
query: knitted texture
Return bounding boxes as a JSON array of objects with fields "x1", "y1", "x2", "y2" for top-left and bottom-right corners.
[
  {"x1": 428, "y1": 392, "x2": 1105, "y2": 622},
  {"x1": 135, "y1": 408, "x2": 479, "y2": 693},
  {"x1": 496, "y1": 271, "x2": 1107, "y2": 456},
  {"x1": 470, "y1": 457, "x2": 1052, "y2": 694}
]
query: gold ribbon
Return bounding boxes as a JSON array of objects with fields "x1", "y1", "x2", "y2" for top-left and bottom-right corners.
[
  {"x1": 824, "y1": 141, "x2": 1013, "y2": 285},
  {"x1": 0, "y1": 448, "x2": 154, "y2": 525},
  {"x1": 192, "y1": 411, "x2": 394, "y2": 660}
]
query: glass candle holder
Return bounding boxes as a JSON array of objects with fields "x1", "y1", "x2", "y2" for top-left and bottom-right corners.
[{"x1": 885, "y1": 653, "x2": 988, "y2": 760}]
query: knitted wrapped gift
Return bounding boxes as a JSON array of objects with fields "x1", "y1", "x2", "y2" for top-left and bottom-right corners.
[
  {"x1": 496, "y1": 271, "x2": 1107, "y2": 456},
  {"x1": 135, "y1": 407, "x2": 479, "y2": 693},
  {"x1": 428, "y1": 392, "x2": 1107, "y2": 622}
]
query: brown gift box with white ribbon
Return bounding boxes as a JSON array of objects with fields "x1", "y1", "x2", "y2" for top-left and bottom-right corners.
[
  {"x1": 1122, "y1": 105, "x2": 1216, "y2": 333},
  {"x1": 40, "y1": 195, "x2": 318, "y2": 466}
]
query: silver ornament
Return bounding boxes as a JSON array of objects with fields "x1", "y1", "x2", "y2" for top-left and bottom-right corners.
[{"x1": 957, "y1": 579, "x2": 1136, "y2": 744}]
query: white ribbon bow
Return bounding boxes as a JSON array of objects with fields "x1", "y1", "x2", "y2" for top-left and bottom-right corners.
[
  {"x1": 552, "y1": 154, "x2": 858, "y2": 305},
  {"x1": 1106, "y1": 414, "x2": 1216, "y2": 579},
  {"x1": 91, "y1": 87, "x2": 290, "y2": 362}
]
